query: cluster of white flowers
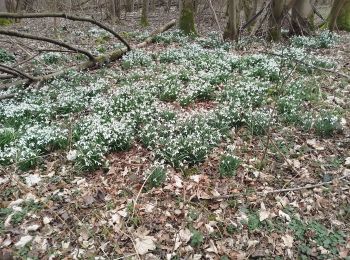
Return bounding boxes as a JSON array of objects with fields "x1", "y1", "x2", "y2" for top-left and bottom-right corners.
[
  {"x1": 291, "y1": 31, "x2": 339, "y2": 49},
  {"x1": 0, "y1": 31, "x2": 343, "y2": 172},
  {"x1": 121, "y1": 50, "x2": 154, "y2": 69}
]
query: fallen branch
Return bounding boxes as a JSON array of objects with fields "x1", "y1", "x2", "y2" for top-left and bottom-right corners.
[
  {"x1": 0, "y1": 29, "x2": 96, "y2": 61},
  {"x1": 264, "y1": 51, "x2": 350, "y2": 81},
  {"x1": 0, "y1": 93, "x2": 16, "y2": 100},
  {"x1": 0, "y1": 19, "x2": 177, "y2": 95},
  {"x1": 0, "y1": 12, "x2": 131, "y2": 50},
  {"x1": 0, "y1": 64, "x2": 35, "y2": 81},
  {"x1": 312, "y1": 3, "x2": 325, "y2": 22},
  {"x1": 194, "y1": 174, "x2": 349, "y2": 201}
]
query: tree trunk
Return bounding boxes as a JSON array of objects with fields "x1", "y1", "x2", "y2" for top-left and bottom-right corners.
[
  {"x1": 243, "y1": 0, "x2": 258, "y2": 30},
  {"x1": 0, "y1": 0, "x2": 7, "y2": 12},
  {"x1": 5, "y1": 0, "x2": 16, "y2": 12},
  {"x1": 268, "y1": 0, "x2": 286, "y2": 41},
  {"x1": 179, "y1": 0, "x2": 196, "y2": 34},
  {"x1": 328, "y1": 0, "x2": 350, "y2": 31},
  {"x1": 291, "y1": 0, "x2": 314, "y2": 35},
  {"x1": 141, "y1": 0, "x2": 149, "y2": 26},
  {"x1": 223, "y1": 0, "x2": 239, "y2": 41},
  {"x1": 165, "y1": 0, "x2": 171, "y2": 12},
  {"x1": 126, "y1": 0, "x2": 134, "y2": 12}
]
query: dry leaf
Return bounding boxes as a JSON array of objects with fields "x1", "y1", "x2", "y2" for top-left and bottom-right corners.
[
  {"x1": 15, "y1": 235, "x2": 33, "y2": 248},
  {"x1": 281, "y1": 234, "x2": 293, "y2": 248},
  {"x1": 278, "y1": 210, "x2": 291, "y2": 222},
  {"x1": 135, "y1": 235, "x2": 156, "y2": 255},
  {"x1": 259, "y1": 202, "x2": 270, "y2": 221}
]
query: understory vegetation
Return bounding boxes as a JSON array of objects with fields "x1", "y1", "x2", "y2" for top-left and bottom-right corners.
[
  {"x1": 0, "y1": 29, "x2": 349, "y2": 259},
  {"x1": 0, "y1": 31, "x2": 344, "y2": 172}
]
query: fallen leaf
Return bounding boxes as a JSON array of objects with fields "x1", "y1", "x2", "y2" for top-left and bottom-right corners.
[
  {"x1": 135, "y1": 235, "x2": 156, "y2": 255},
  {"x1": 25, "y1": 174, "x2": 41, "y2": 187},
  {"x1": 278, "y1": 210, "x2": 291, "y2": 222},
  {"x1": 15, "y1": 235, "x2": 33, "y2": 248},
  {"x1": 281, "y1": 234, "x2": 293, "y2": 248},
  {"x1": 306, "y1": 139, "x2": 324, "y2": 150},
  {"x1": 259, "y1": 202, "x2": 270, "y2": 221},
  {"x1": 179, "y1": 228, "x2": 192, "y2": 243}
]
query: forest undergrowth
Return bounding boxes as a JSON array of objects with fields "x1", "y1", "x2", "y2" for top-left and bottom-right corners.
[{"x1": 0, "y1": 27, "x2": 349, "y2": 259}]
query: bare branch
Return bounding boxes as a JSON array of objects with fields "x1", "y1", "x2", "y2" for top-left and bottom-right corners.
[
  {"x1": 0, "y1": 64, "x2": 35, "y2": 81},
  {"x1": 0, "y1": 29, "x2": 96, "y2": 61},
  {"x1": 0, "y1": 12, "x2": 131, "y2": 50}
]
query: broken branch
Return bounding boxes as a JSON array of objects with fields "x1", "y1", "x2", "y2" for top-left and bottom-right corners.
[
  {"x1": 0, "y1": 12, "x2": 131, "y2": 50},
  {"x1": 0, "y1": 29, "x2": 96, "y2": 61}
]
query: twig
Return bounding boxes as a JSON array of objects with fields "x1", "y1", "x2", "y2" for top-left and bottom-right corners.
[
  {"x1": 0, "y1": 64, "x2": 35, "y2": 81},
  {"x1": 195, "y1": 174, "x2": 349, "y2": 201},
  {"x1": 0, "y1": 29, "x2": 96, "y2": 61},
  {"x1": 264, "y1": 51, "x2": 350, "y2": 81},
  {"x1": 0, "y1": 12, "x2": 131, "y2": 50},
  {"x1": 207, "y1": 0, "x2": 221, "y2": 32},
  {"x1": 131, "y1": 171, "x2": 153, "y2": 219}
]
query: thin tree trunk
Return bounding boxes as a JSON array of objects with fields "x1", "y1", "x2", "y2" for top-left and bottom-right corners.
[
  {"x1": 243, "y1": 0, "x2": 258, "y2": 30},
  {"x1": 179, "y1": 0, "x2": 196, "y2": 34},
  {"x1": 328, "y1": 0, "x2": 350, "y2": 31},
  {"x1": 291, "y1": 0, "x2": 314, "y2": 35},
  {"x1": 223, "y1": 0, "x2": 239, "y2": 41},
  {"x1": 141, "y1": 0, "x2": 149, "y2": 26},
  {"x1": 268, "y1": 0, "x2": 286, "y2": 41}
]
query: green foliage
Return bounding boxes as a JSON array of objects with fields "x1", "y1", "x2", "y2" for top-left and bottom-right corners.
[
  {"x1": 226, "y1": 224, "x2": 236, "y2": 234},
  {"x1": 290, "y1": 218, "x2": 346, "y2": 258},
  {"x1": 247, "y1": 213, "x2": 260, "y2": 231},
  {"x1": 246, "y1": 108, "x2": 274, "y2": 135},
  {"x1": 42, "y1": 53, "x2": 62, "y2": 64},
  {"x1": 219, "y1": 155, "x2": 240, "y2": 177},
  {"x1": 0, "y1": 18, "x2": 13, "y2": 26},
  {"x1": 190, "y1": 230, "x2": 204, "y2": 247},
  {"x1": 121, "y1": 50, "x2": 153, "y2": 69},
  {"x1": 314, "y1": 112, "x2": 343, "y2": 137},
  {"x1": 291, "y1": 31, "x2": 339, "y2": 49},
  {"x1": 0, "y1": 128, "x2": 16, "y2": 149},
  {"x1": 0, "y1": 48, "x2": 15, "y2": 62},
  {"x1": 146, "y1": 166, "x2": 167, "y2": 189}
]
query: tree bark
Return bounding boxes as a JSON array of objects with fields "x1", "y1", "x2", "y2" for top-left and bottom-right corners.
[
  {"x1": 268, "y1": 0, "x2": 286, "y2": 41},
  {"x1": 328, "y1": 0, "x2": 350, "y2": 31},
  {"x1": 223, "y1": 0, "x2": 239, "y2": 41},
  {"x1": 291, "y1": 0, "x2": 314, "y2": 35},
  {"x1": 179, "y1": 0, "x2": 196, "y2": 34},
  {"x1": 243, "y1": 0, "x2": 258, "y2": 30},
  {"x1": 141, "y1": 0, "x2": 149, "y2": 26}
]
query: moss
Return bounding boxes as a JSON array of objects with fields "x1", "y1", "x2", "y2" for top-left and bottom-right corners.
[
  {"x1": 0, "y1": 18, "x2": 13, "y2": 26},
  {"x1": 179, "y1": 7, "x2": 196, "y2": 35},
  {"x1": 337, "y1": 1, "x2": 350, "y2": 31}
]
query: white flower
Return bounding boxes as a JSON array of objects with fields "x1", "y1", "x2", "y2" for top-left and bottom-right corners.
[{"x1": 67, "y1": 150, "x2": 77, "y2": 161}]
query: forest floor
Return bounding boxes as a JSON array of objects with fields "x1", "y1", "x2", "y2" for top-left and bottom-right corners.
[{"x1": 0, "y1": 11, "x2": 350, "y2": 259}]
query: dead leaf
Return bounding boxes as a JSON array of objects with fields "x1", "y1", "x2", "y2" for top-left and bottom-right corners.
[
  {"x1": 135, "y1": 235, "x2": 156, "y2": 255},
  {"x1": 179, "y1": 228, "x2": 192, "y2": 243},
  {"x1": 281, "y1": 234, "x2": 293, "y2": 248},
  {"x1": 15, "y1": 235, "x2": 33, "y2": 248},
  {"x1": 278, "y1": 210, "x2": 291, "y2": 222},
  {"x1": 259, "y1": 202, "x2": 270, "y2": 221}
]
